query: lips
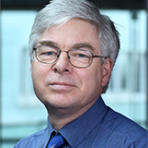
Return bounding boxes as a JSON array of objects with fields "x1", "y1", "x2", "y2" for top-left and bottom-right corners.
[{"x1": 49, "y1": 82, "x2": 76, "y2": 91}]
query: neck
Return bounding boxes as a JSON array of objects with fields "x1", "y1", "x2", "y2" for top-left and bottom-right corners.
[{"x1": 46, "y1": 100, "x2": 97, "y2": 131}]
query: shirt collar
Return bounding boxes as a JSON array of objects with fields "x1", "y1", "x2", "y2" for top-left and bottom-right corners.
[
  {"x1": 41, "y1": 117, "x2": 55, "y2": 148},
  {"x1": 59, "y1": 96, "x2": 108, "y2": 148}
]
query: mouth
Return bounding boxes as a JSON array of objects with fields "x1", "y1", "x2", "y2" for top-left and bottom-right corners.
[{"x1": 49, "y1": 82, "x2": 76, "y2": 91}]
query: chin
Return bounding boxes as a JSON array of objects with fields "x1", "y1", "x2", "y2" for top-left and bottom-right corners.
[{"x1": 43, "y1": 98, "x2": 75, "y2": 109}]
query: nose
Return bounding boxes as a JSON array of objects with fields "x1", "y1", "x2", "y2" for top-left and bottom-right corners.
[{"x1": 52, "y1": 51, "x2": 72, "y2": 74}]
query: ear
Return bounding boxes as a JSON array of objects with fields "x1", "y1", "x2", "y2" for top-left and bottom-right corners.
[{"x1": 101, "y1": 58, "x2": 113, "y2": 87}]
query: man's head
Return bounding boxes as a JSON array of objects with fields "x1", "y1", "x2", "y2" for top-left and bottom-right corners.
[
  {"x1": 30, "y1": 0, "x2": 120, "y2": 121},
  {"x1": 29, "y1": 0, "x2": 120, "y2": 93}
]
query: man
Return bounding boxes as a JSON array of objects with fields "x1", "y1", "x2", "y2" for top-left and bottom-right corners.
[{"x1": 14, "y1": 0, "x2": 147, "y2": 147}]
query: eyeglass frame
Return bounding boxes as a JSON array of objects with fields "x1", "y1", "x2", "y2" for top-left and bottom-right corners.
[{"x1": 33, "y1": 45, "x2": 108, "y2": 68}]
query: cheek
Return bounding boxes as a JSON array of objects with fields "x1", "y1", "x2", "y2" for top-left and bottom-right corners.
[
  {"x1": 31, "y1": 64, "x2": 51, "y2": 103},
  {"x1": 79, "y1": 68, "x2": 102, "y2": 91},
  {"x1": 76, "y1": 68, "x2": 102, "y2": 106},
  {"x1": 32, "y1": 62, "x2": 48, "y2": 78},
  {"x1": 31, "y1": 63, "x2": 49, "y2": 91}
]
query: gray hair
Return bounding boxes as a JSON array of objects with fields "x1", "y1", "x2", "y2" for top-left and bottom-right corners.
[{"x1": 29, "y1": 0, "x2": 120, "y2": 93}]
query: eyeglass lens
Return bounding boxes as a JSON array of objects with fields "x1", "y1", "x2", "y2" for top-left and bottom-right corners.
[{"x1": 35, "y1": 45, "x2": 92, "y2": 68}]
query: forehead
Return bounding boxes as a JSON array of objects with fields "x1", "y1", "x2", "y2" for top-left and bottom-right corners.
[{"x1": 38, "y1": 19, "x2": 100, "y2": 52}]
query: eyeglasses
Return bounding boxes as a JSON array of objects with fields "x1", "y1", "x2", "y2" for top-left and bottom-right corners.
[{"x1": 33, "y1": 45, "x2": 107, "y2": 68}]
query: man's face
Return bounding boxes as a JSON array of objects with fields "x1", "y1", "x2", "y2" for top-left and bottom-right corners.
[{"x1": 31, "y1": 19, "x2": 111, "y2": 113}]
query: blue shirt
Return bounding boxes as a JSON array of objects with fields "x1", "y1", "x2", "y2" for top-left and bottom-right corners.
[{"x1": 14, "y1": 96, "x2": 148, "y2": 148}]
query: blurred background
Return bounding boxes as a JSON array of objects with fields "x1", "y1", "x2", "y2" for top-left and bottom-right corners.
[{"x1": 0, "y1": 0, "x2": 148, "y2": 148}]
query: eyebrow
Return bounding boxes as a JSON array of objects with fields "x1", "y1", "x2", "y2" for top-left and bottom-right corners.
[
  {"x1": 72, "y1": 43, "x2": 95, "y2": 51},
  {"x1": 37, "y1": 40, "x2": 95, "y2": 51},
  {"x1": 38, "y1": 40, "x2": 58, "y2": 48}
]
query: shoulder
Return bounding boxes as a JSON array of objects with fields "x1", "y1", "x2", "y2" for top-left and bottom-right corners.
[
  {"x1": 106, "y1": 108, "x2": 147, "y2": 134},
  {"x1": 101, "y1": 107, "x2": 148, "y2": 147},
  {"x1": 74, "y1": 106, "x2": 147, "y2": 148},
  {"x1": 13, "y1": 128, "x2": 47, "y2": 148}
]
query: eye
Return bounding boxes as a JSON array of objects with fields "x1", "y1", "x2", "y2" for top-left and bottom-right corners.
[
  {"x1": 75, "y1": 50, "x2": 90, "y2": 58},
  {"x1": 40, "y1": 51, "x2": 57, "y2": 57},
  {"x1": 39, "y1": 45, "x2": 58, "y2": 57},
  {"x1": 45, "y1": 51, "x2": 57, "y2": 56},
  {"x1": 76, "y1": 53, "x2": 88, "y2": 58}
]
